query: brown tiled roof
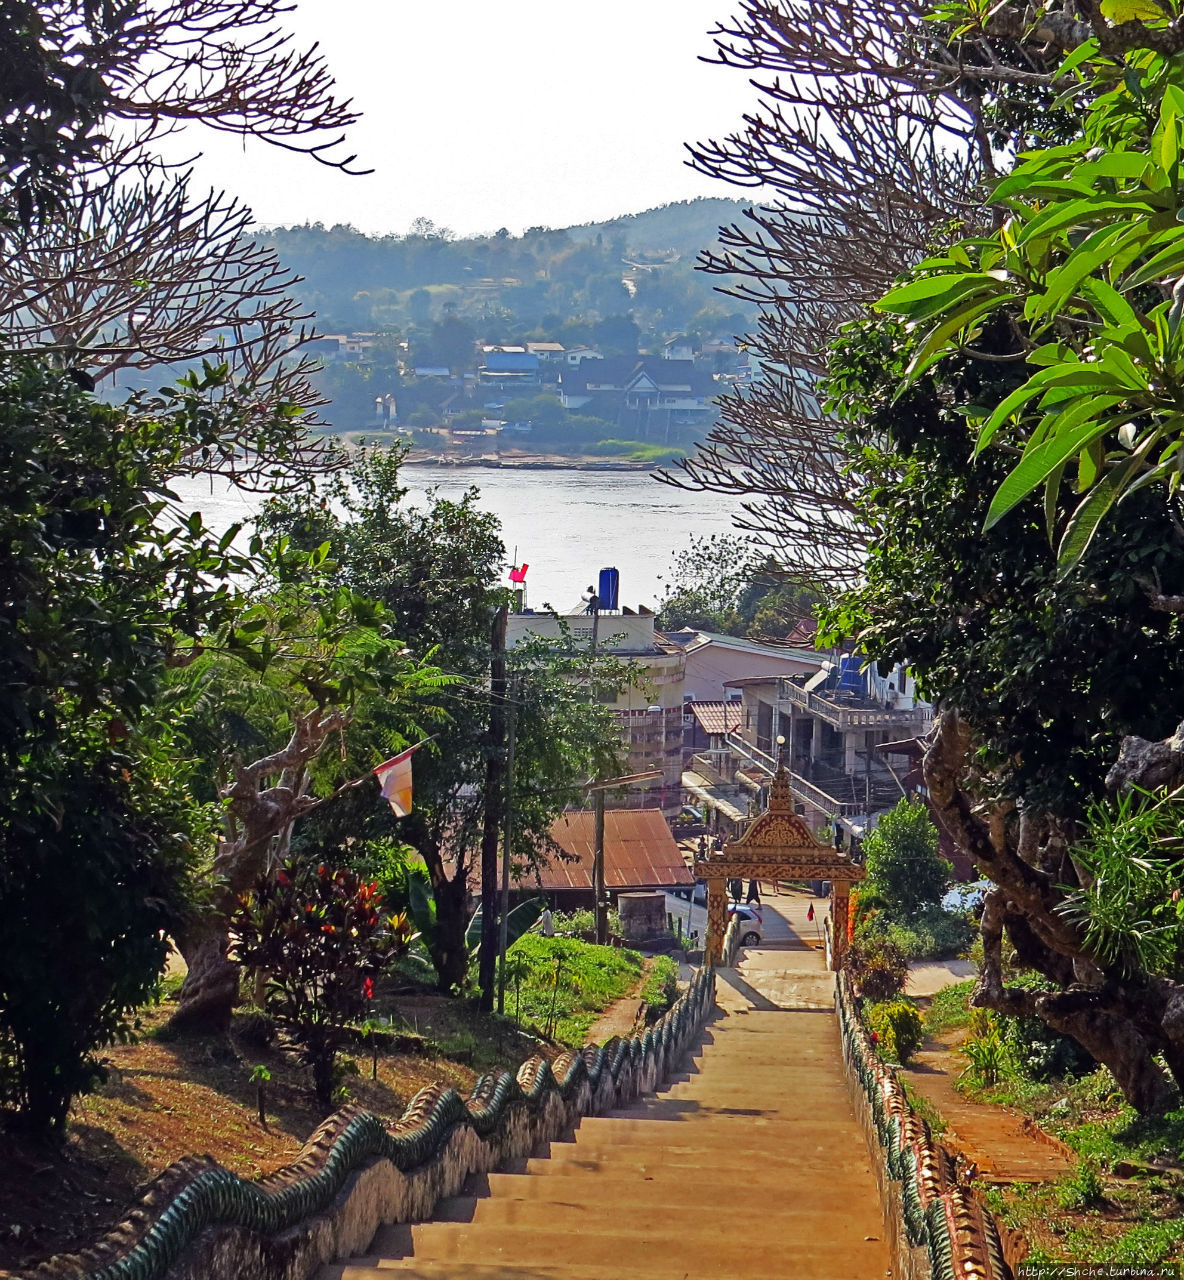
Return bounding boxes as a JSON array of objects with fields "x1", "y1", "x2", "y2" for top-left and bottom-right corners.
[
  {"x1": 688, "y1": 701, "x2": 742, "y2": 737},
  {"x1": 526, "y1": 809, "x2": 693, "y2": 892}
]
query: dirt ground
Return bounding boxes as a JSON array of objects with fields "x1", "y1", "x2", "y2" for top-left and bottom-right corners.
[
  {"x1": 901, "y1": 1025, "x2": 1076, "y2": 1182},
  {"x1": 0, "y1": 989, "x2": 537, "y2": 1272},
  {"x1": 0, "y1": 955, "x2": 671, "y2": 1273}
]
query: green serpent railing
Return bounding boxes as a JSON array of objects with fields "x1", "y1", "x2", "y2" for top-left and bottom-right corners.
[
  {"x1": 836, "y1": 973, "x2": 1022, "y2": 1280},
  {"x1": 22, "y1": 966, "x2": 714, "y2": 1280}
]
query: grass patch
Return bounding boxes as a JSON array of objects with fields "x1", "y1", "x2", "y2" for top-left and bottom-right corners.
[
  {"x1": 586, "y1": 439, "x2": 681, "y2": 463},
  {"x1": 924, "y1": 979, "x2": 974, "y2": 1037},
  {"x1": 901, "y1": 1078, "x2": 947, "y2": 1136},
  {"x1": 507, "y1": 935, "x2": 643, "y2": 1046},
  {"x1": 639, "y1": 956, "x2": 679, "y2": 1020}
]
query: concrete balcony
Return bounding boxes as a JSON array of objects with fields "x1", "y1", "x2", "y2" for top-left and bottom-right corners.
[{"x1": 777, "y1": 677, "x2": 933, "y2": 733}]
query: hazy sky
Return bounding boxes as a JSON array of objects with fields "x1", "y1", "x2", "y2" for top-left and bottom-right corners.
[{"x1": 174, "y1": 0, "x2": 757, "y2": 237}]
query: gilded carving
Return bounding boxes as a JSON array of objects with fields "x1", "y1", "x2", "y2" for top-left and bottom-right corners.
[{"x1": 697, "y1": 766, "x2": 864, "y2": 970}]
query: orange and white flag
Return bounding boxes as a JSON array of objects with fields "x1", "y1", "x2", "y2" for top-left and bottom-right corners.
[{"x1": 374, "y1": 743, "x2": 426, "y2": 818}]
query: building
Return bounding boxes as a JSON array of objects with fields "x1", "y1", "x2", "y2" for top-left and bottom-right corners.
[
  {"x1": 662, "y1": 628, "x2": 822, "y2": 702},
  {"x1": 557, "y1": 356, "x2": 717, "y2": 440},
  {"x1": 506, "y1": 604, "x2": 685, "y2": 814},
  {"x1": 478, "y1": 347, "x2": 541, "y2": 389},
  {"x1": 518, "y1": 809, "x2": 694, "y2": 907},
  {"x1": 678, "y1": 649, "x2": 933, "y2": 847}
]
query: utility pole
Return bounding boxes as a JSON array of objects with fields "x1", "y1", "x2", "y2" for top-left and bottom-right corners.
[
  {"x1": 496, "y1": 673, "x2": 519, "y2": 1014},
  {"x1": 593, "y1": 784, "x2": 607, "y2": 944},
  {"x1": 478, "y1": 602, "x2": 508, "y2": 1012},
  {"x1": 583, "y1": 770, "x2": 661, "y2": 947}
]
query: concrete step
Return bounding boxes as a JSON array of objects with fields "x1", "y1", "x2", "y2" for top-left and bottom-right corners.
[
  {"x1": 389, "y1": 1223, "x2": 887, "y2": 1277},
  {"x1": 328, "y1": 1262, "x2": 879, "y2": 1280},
  {"x1": 569, "y1": 1116, "x2": 846, "y2": 1143},
  {"x1": 427, "y1": 1189, "x2": 868, "y2": 1227}
]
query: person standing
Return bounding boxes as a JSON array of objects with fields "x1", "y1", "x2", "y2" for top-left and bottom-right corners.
[
  {"x1": 729, "y1": 877, "x2": 742, "y2": 902},
  {"x1": 746, "y1": 879, "x2": 761, "y2": 904}
]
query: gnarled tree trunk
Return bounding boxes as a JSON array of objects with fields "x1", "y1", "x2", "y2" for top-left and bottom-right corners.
[
  {"x1": 925, "y1": 709, "x2": 1184, "y2": 1113},
  {"x1": 168, "y1": 708, "x2": 350, "y2": 1035}
]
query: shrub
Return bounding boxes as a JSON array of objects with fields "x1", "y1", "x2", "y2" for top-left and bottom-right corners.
[
  {"x1": 846, "y1": 936, "x2": 909, "y2": 1002},
  {"x1": 960, "y1": 1028, "x2": 1013, "y2": 1087},
  {"x1": 866, "y1": 1001, "x2": 924, "y2": 1064},
  {"x1": 641, "y1": 956, "x2": 679, "y2": 1020},
  {"x1": 231, "y1": 863, "x2": 412, "y2": 1107},
  {"x1": 996, "y1": 972, "x2": 1096, "y2": 1082},
  {"x1": 1057, "y1": 1161, "x2": 1106, "y2": 1211}
]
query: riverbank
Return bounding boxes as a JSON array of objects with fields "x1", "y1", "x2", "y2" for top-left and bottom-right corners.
[
  {"x1": 403, "y1": 451, "x2": 660, "y2": 471},
  {"x1": 331, "y1": 433, "x2": 680, "y2": 471}
]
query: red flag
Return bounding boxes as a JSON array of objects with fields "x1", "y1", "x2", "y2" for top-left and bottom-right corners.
[
  {"x1": 807, "y1": 903, "x2": 815, "y2": 921},
  {"x1": 509, "y1": 563, "x2": 529, "y2": 583}
]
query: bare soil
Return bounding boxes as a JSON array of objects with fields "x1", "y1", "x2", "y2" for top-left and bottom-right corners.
[
  {"x1": 0, "y1": 985, "x2": 551, "y2": 1273},
  {"x1": 902, "y1": 1026, "x2": 1076, "y2": 1182}
]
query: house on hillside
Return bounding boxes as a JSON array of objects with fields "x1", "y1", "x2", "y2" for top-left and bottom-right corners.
[
  {"x1": 558, "y1": 356, "x2": 716, "y2": 441},
  {"x1": 516, "y1": 809, "x2": 694, "y2": 908},
  {"x1": 479, "y1": 347, "x2": 540, "y2": 389}
]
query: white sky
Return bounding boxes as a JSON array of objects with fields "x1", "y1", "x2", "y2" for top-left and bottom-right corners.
[{"x1": 172, "y1": 0, "x2": 758, "y2": 236}]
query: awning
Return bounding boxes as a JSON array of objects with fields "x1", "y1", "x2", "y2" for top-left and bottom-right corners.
[{"x1": 682, "y1": 772, "x2": 751, "y2": 824}]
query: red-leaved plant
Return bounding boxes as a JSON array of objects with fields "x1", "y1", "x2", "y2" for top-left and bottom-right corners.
[{"x1": 231, "y1": 862, "x2": 411, "y2": 1106}]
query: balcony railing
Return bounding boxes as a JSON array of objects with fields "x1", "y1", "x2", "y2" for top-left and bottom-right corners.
[
  {"x1": 723, "y1": 733, "x2": 864, "y2": 817},
  {"x1": 777, "y1": 678, "x2": 933, "y2": 732}
]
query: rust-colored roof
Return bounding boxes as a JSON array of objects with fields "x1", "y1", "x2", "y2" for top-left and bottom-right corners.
[
  {"x1": 688, "y1": 701, "x2": 742, "y2": 737},
  {"x1": 527, "y1": 809, "x2": 694, "y2": 892}
]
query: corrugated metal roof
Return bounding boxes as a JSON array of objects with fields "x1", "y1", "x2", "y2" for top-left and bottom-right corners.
[
  {"x1": 688, "y1": 701, "x2": 742, "y2": 736},
  {"x1": 527, "y1": 809, "x2": 693, "y2": 892}
]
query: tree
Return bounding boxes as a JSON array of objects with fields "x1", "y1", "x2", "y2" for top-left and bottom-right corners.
[
  {"x1": 652, "y1": 0, "x2": 1096, "y2": 585},
  {"x1": 0, "y1": 357, "x2": 287, "y2": 1130},
  {"x1": 1, "y1": 0, "x2": 361, "y2": 226},
  {"x1": 259, "y1": 449, "x2": 629, "y2": 993},
  {"x1": 861, "y1": 799, "x2": 951, "y2": 921},
  {"x1": 656, "y1": 534, "x2": 818, "y2": 638},
  {"x1": 165, "y1": 580, "x2": 448, "y2": 1034},
  {"x1": 875, "y1": 44, "x2": 1184, "y2": 579},
  {"x1": 823, "y1": 301, "x2": 1184, "y2": 1113}
]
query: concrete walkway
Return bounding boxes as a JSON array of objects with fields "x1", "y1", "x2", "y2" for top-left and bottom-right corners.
[{"x1": 321, "y1": 910, "x2": 891, "y2": 1280}]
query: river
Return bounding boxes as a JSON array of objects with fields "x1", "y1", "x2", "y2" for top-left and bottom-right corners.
[{"x1": 170, "y1": 464, "x2": 742, "y2": 610}]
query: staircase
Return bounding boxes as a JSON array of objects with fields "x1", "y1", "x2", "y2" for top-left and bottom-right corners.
[{"x1": 320, "y1": 909, "x2": 891, "y2": 1280}]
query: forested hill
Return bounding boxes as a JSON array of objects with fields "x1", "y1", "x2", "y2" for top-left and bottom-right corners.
[
  {"x1": 260, "y1": 198, "x2": 754, "y2": 342},
  {"x1": 563, "y1": 198, "x2": 753, "y2": 257}
]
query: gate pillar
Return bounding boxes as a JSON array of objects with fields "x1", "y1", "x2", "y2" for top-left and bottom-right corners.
[
  {"x1": 831, "y1": 885, "x2": 850, "y2": 972},
  {"x1": 705, "y1": 877, "x2": 728, "y2": 966}
]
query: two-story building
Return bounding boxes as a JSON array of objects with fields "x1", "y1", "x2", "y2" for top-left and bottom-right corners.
[
  {"x1": 506, "y1": 603, "x2": 685, "y2": 815},
  {"x1": 558, "y1": 356, "x2": 717, "y2": 441}
]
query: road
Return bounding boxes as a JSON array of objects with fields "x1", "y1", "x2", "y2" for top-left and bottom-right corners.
[{"x1": 663, "y1": 882, "x2": 829, "y2": 951}]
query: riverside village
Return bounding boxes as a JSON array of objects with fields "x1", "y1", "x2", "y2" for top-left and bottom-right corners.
[{"x1": 10, "y1": 3, "x2": 1184, "y2": 1279}]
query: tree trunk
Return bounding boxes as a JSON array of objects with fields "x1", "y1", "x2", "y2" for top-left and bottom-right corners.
[
  {"x1": 168, "y1": 923, "x2": 239, "y2": 1035},
  {"x1": 928, "y1": 711, "x2": 1181, "y2": 1114},
  {"x1": 430, "y1": 872, "x2": 471, "y2": 993},
  {"x1": 163, "y1": 708, "x2": 350, "y2": 1036}
]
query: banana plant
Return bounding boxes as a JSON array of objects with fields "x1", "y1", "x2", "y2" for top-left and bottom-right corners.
[{"x1": 401, "y1": 863, "x2": 544, "y2": 985}]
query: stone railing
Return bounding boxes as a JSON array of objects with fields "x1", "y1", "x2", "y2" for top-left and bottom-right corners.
[
  {"x1": 836, "y1": 974, "x2": 1024, "y2": 1280},
  {"x1": 20, "y1": 967, "x2": 715, "y2": 1280}
]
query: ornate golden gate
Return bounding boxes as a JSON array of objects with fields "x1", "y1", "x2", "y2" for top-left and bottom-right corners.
[{"x1": 693, "y1": 768, "x2": 866, "y2": 968}]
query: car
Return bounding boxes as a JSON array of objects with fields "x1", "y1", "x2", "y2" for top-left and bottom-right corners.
[{"x1": 728, "y1": 903, "x2": 763, "y2": 946}]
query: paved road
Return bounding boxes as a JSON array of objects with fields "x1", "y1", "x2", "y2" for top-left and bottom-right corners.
[{"x1": 664, "y1": 882, "x2": 829, "y2": 951}]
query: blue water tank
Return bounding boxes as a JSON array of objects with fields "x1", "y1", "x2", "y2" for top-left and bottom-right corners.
[{"x1": 598, "y1": 567, "x2": 619, "y2": 611}]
